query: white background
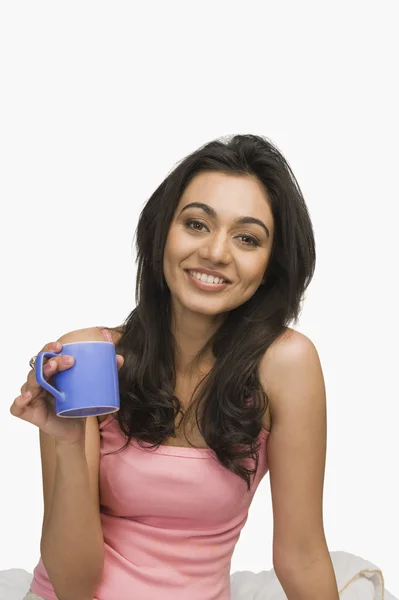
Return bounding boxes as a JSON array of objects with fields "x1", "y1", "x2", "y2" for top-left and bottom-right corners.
[{"x1": 1, "y1": 0, "x2": 398, "y2": 597}]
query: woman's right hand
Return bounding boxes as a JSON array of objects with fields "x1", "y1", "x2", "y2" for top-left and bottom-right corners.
[{"x1": 10, "y1": 340, "x2": 124, "y2": 445}]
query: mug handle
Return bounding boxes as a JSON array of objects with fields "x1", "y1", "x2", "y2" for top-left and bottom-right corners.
[{"x1": 35, "y1": 351, "x2": 66, "y2": 404}]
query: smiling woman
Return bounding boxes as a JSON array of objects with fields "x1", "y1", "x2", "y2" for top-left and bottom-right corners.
[{"x1": 14, "y1": 134, "x2": 345, "y2": 600}]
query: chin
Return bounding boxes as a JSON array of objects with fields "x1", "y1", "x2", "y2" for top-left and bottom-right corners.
[
  {"x1": 175, "y1": 295, "x2": 227, "y2": 317},
  {"x1": 180, "y1": 292, "x2": 247, "y2": 317},
  {"x1": 186, "y1": 303, "x2": 226, "y2": 317}
]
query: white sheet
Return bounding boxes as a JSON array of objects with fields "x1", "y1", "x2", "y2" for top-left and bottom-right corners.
[
  {"x1": 1, "y1": 551, "x2": 398, "y2": 600},
  {"x1": 230, "y1": 550, "x2": 397, "y2": 600},
  {"x1": 0, "y1": 569, "x2": 32, "y2": 600}
]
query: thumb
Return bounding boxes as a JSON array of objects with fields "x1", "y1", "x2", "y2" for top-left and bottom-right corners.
[{"x1": 116, "y1": 354, "x2": 124, "y2": 370}]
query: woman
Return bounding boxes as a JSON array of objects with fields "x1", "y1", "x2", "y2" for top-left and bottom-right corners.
[{"x1": 11, "y1": 134, "x2": 340, "y2": 599}]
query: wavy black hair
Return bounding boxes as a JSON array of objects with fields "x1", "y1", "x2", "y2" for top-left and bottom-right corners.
[{"x1": 106, "y1": 134, "x2": 316, "y2": 490}]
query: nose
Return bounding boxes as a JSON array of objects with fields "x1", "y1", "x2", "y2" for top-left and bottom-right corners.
[{"x1": 198, "y1": 231, "x2": 232, "y2": 265}]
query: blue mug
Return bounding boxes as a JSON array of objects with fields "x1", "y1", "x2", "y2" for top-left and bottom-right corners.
[{"x1": 35, "y1": 341, "x2": 120, "y2": 417}]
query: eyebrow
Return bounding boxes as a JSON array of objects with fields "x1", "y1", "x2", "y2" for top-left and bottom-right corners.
[{"x1": 180, "y1": 201, "x2": 270, "y2": 238}]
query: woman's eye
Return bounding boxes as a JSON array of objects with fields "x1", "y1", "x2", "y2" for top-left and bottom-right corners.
[
  {"x1": 237, "y1": 235, "x2": 260, "y2": 247},
  {"x1": 184, "y1": 219, "x2": 206, "y2": 231}
]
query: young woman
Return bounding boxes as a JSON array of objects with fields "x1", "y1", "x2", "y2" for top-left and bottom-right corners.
[{"x1": 11, "y1": 134, "x2": 340, "y2": 599}]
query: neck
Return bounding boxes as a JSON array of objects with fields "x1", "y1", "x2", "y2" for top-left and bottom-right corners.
[{"x1": 171, "y1": 304, "x2": 224, "y2": 376}]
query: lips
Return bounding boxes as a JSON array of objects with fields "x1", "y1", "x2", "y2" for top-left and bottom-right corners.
[{"x1": 184, "y1": 269, "x2": 230, "y2": 291}]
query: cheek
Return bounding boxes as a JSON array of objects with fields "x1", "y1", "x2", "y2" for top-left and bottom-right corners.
[
  {"x1": 163, "y1": 229, "x2": 179, "y2": 262},
  {"x1": 162, "y1": 237, "x2": 175, "y2": 282},
  {"x1": 163, "y1": 233, "x2": 187, "y2": 277},
  {"x1": 238, "y1": 255, "x2": 268, "y2": 284},
  {"x1": 164, "y1": 227, "x2": 197, "y2": 264}
]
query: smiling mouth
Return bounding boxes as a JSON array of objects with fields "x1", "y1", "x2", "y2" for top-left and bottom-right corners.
[
  {"x1": 184, "y1": 269, "x2": 231, "y2": 290},
  {"x1": 186, "y1": 269, "x2": 229, "y2": 284}
]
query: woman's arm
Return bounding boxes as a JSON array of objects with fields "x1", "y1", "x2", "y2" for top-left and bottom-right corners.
[
  {"x1": 260, "y1": 329, "x2": 339, "y2": 599},
  {"x1": 39, "y1": 328, "x2": 106, "y2": 600},
  {"x1": 40, "y1": 425, "x2": 104, "y2": 600}
]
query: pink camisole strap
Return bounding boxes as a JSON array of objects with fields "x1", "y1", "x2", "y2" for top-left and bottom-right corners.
[{"x1": 97, "y1": 325, "x2": 113, "y2": 343}]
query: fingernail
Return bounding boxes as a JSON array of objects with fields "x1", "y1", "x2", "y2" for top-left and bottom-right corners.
[{"x1": 62, "y1": 356, "x2": 72, "y2": 365}]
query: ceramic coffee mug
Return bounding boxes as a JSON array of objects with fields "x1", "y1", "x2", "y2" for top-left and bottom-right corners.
[{"x1": 35, "y1": 341, "x2": 120, "y2": 417}]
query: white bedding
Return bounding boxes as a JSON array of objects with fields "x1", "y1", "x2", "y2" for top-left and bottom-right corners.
[
  {"x1": 230, "y1": 550, "x2": 398, "y2": 600},
  {"x1": 0, "y1": 551, "x2": 397, "y2": 600}
]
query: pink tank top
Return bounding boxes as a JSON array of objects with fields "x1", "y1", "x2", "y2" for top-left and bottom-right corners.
[{"x1": 31, "y1": 327, "x2": 270, "y2": 600}]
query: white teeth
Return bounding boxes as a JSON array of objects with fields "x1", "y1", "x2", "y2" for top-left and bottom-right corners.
[{"x1": 189, "y1": 270, "x2": 225, "y2": 284}]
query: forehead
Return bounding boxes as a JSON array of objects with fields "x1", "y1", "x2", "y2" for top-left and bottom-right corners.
[{"x1": 178, "y1": 171, "x2": 273, "y2": 223}]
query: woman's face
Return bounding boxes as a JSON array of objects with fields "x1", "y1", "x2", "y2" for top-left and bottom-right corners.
[{"x1": 163, "y1": 171, "x2": 275, "y2": 317}]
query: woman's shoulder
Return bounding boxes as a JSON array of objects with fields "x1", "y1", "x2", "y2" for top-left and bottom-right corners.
[
  {"x1": 259, "y1": 328, "x2": 318, "y2": 430},
  {"x1": 56, "y1": 325, "x2": 123, "y2": 344},
  {"x1": 97, "y1": 325, "x2": 125, "y2": 344},
  {"x1": 260, "y1": 327, "x2": 314, "y2": 374}
]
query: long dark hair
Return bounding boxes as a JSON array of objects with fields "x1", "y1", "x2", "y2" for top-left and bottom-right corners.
[{"x1": 107, "y1": 134, "x2": 316, "y2": 490}]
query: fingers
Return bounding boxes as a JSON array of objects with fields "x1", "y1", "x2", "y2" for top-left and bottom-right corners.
[
  {"x1": 43, "y1": 354, "x2": 74, "y2": 377},
  {"x1": 22, "y1": 343, "x2": 75, "y2": 394},
  {"x1": 10, "y1": 389, "x2": 33, "y2": 418},
  {"x1": 24, "y1": 341, "x2": 62, "y2": 389},
  {"x1": 41, "y1": 340, "x2": 62, "y2": 353}
]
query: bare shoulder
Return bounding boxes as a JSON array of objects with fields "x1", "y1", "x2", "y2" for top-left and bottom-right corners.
[
  {"x1": 259, "y1": 328, "x2": 324, "y2": 429},
  {"x1": 57, "y1": 325, "x2": 123, "y2": 345},
  {"x1": 57, "y1": 326, "x2": 104, "y2": 344},
  {"x1": 260, "y1": 327, "x2": 319, "y2": 370}
]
